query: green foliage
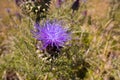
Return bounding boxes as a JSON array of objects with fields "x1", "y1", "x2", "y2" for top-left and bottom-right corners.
[{"x1": 0, "y1": 0, "x2": 120, "y2": 80}]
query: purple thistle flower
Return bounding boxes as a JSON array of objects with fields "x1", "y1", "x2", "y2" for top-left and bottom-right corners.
[
  {"x1": 32, "y1": 20, "x2": 70, "y2": 50},
  {"x1": 56, "y1": 0, "x2": 64, "y2": 8},
  {"x1": 6, "y1": 8, "x2": 11, "y2": 13},
  {"x1": 82, "y1": 10, "x2": 87, "y2": 17},
  {"x1": 14, "y1": 0, "x2": 22, "y2": 6},
  {"x1": 82, "y1": 0, "x2": 87, "y2": 3},
  {"x1": 15, "y1": 12, "x2": 22, "y2": 21}
]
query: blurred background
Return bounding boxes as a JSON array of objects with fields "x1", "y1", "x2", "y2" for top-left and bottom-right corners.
[{"x1": 0, "y1": 0, "x2": 120, "y2": 80}]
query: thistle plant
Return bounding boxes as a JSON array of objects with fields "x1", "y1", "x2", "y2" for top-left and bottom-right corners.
[
  {"x1": 71, "y1": 0, "x2": 80, "y2": 13},
  {"x1": 56, "y1": 0, "x2": 64, "y2": 7},
  {"x1": 18, "y1": 0, "x2": 51, "y2": 22},
  {"x1": 32, "y1": 20, "x2": 70, "y2": 58}
]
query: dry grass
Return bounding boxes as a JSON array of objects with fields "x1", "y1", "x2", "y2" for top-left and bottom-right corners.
[{"x1": 87, "y1": 0, "x2": 109, "y2": 20}]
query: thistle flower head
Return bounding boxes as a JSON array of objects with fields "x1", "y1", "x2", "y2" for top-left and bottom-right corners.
[
  {"x1": 6, "y1": 8, "x2": 11, "y2": 13},
  {"x1": 33, "y1": 20, "x2": 70, "y2": 50},
  {"x1": 14, "y1": 0, "x2": 22, "y2": 6},
  {"x1": 71, "y1": 0, "x2": 80, "y2": 12},
  {"x1": 56, "y1": 0, "x2": 64, "y2": 7},
  {"x1": 15, "y1": 12, "x2": 22, "y2": 21}
]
